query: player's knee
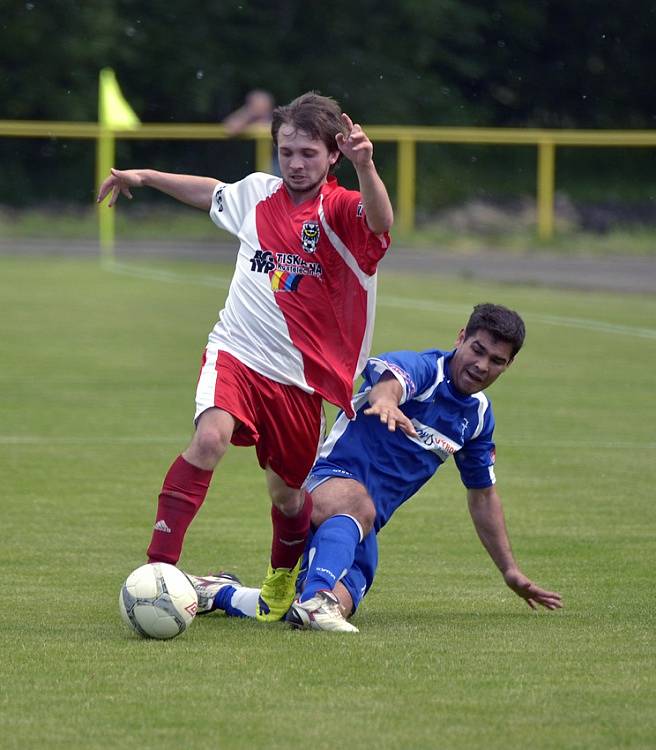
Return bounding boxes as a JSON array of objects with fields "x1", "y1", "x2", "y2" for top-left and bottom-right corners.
[
  {"x1": 311, "y1": 484, "x2": 375, "y2": 534},
  {"x1": 188, "y1": 426, "x2": 230, "y2": 467},
  {"x1": 355, "y1": 496, "x2": 376, "y2": 535},
  {"x1": 269, "y1": 486, "x2": 303, "y2": 515}
]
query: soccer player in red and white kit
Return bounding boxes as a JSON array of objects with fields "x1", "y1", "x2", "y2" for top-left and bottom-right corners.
[{"x1": 96, "y1": 92, "x2": 394, "y2": 621}]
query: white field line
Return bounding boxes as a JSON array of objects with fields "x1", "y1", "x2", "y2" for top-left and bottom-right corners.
[
  {"x1": 105, "y1": 259, "x2": 231, "y2": 289},
  {"x1": 104, "y1": 261, "x2": 656, "y2": 341},
  {"x1": 2, "y1": 435, "x2": 654, "y2": 450}
]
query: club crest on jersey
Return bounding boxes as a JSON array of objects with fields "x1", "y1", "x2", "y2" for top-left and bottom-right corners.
[{"x1": 300, "y1": 221, "x2": 320, "y2": 253}]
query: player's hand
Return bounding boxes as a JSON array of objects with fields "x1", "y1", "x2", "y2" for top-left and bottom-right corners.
[
  {"x1": 364, "y1": 401, "x2": 418, "y2": 437},
  {"x1": 97, "y1": 168, "x2": 147, "y2": 207},
  {"x1": 336, "y1": 114, "x2": 373, "y2": 168},
  {"x1": 503, "y1": 568, "x2": 563, "y2": 611}
]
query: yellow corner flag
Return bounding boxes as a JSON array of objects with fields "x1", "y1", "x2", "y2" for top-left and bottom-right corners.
[
  {"x1": 98, "y1": 67, "x2": 140, "y2": 129},
  {"x1": 97, "y1": 68, "x2": 139, "y2": 261}
]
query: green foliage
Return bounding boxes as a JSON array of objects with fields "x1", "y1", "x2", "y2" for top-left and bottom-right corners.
[
  {"x1": 3, "y1": 2, "x2": 656, "y2": 205},
  {"x1": 0, "y1": 254, "x2": 655, "y2": 749}
]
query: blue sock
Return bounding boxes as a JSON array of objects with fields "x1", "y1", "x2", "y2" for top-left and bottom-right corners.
[
  {"x1": 214, "y1": 585, "x2": 251, "y2": 618},
  {"x1": 300, "y1": 514, "x2": 363, "y2": 602}
]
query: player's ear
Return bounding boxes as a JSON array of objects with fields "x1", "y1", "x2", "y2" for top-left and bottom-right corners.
[
  {"x1": 455, "y1": 328, "x2": 466, "y2": 347},
  {"x1": 328, "y1": 150, "x2": 339, "y2": 165}
]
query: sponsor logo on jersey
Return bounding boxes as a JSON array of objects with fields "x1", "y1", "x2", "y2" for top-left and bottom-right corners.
[
  {"x1": 275, "y1": 253, "x2": 322, "y2": 277},
  {"x1": 249, "y1": 250, "x2": 322, "y2": 293},
  {"x1": 301, "y1": 221, "x2": 320, "y2": 252},
  {"x1": 270, "y1": 270, "x2": 302, "y2": 292},
  {"x1": 409, "y1": 420, "x2": 461, "y2": 461},
  {"x1": 215, "y1": 186, "x2": 225, "y2": 211},
  {"x1": 249, "y1": 250, "x2": 276, "y2": 273}
]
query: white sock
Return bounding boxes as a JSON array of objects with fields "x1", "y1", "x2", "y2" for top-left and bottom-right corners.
[{"x1": 227, "y1": 587, "x2": 260, "y2": 618}]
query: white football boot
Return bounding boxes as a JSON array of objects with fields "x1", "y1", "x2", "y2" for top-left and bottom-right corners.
[
  {"x1": 287, "y1": 590, "x2": 359, "y2": 633},
  {"x1": 185, "y1": 572, "x2": 242, "y2": 614}
]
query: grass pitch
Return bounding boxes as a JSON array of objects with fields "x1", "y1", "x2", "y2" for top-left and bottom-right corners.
[{"x1": 1, "y1": 253, "x2": 654, "y2": 749}]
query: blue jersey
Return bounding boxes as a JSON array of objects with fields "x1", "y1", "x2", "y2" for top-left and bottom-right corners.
[{"x1": 309, "y1": 349, "x2": 497, "y2": 532}]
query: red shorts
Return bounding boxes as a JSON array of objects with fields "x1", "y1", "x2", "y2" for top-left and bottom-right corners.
[{"x1": 195, "y1": 348, "x2": 324, "y2": 489}]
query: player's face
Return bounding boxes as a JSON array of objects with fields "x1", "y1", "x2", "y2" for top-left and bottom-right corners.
[
  {"x1": 450, "y1": 328, "x2": 513, "y2": 395},
  {"x1": 277, "y1": 126, "x2": 339, "y2": 203}
]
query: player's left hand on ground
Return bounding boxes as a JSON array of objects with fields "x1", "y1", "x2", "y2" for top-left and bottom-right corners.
[
  {"x1": 336, "y1": 114, "x2": 373, "y2": 167},
  {"x1": 503, "y1": 568, "x2": 563, "y2": 611},
  {"x1": 364, "y1": 402, "x2": 418, "y2": 437}
]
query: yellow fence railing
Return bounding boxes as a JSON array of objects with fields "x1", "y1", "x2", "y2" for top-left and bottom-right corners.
[{"x1": 2, "y1": 119, "x2": 656, "y2": 250}]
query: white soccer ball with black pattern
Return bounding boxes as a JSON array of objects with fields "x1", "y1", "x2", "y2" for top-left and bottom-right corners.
[{"x1": 119, "y1": 562, "x2": 198, "y2": 639}]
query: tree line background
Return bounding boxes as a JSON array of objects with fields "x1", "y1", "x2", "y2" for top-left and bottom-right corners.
[{"x1": 2, "y1": 0, "x2": 656, "y2": 216}]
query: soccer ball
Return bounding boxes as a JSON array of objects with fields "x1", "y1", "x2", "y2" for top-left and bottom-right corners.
[{"x1": 119, "y1": 562, "x2": 198, "y2": 640}]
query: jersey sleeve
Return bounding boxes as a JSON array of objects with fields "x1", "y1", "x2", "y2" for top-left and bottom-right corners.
[
  {"x1": 209, "y1": 172, "x2": 281, "y2": 236},
  {"x1": 324, "y1": 189, "x2": 390, "y2": 275},
  {"x1": 361, "y1": 350, "x2": 438, "y2": 404},
  {"x1": 454, "y1": 406, "x2": 497, "y2": 489}
]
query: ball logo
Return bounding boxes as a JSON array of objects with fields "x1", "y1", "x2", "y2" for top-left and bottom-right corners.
[
  {"x1": 185, "y1": 602, "x2": 198, "y2": 616},
  {"x1": 300, "y1": 221, "x2": 320, "y2": 253}
]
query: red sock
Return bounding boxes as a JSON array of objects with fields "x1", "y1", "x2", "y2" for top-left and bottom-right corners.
[
  {"x1": 270, "y1": 491, "x2": 313, "y2": 569},
  {"x1": 146, "y1": 455, "x2": 213, "y2": 565}
]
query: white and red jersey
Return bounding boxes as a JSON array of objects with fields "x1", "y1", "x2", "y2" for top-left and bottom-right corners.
[{"x1": 208, "y1": 172, "x2": 390, "y2": 417}]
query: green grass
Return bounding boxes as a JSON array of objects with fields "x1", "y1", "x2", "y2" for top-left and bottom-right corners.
[
  {"x1": 397, "y1": 219, "x2": 656, "y2": 256},
  {"x1": 1, "y1": 254, "x2": 655, "y2": 749}
]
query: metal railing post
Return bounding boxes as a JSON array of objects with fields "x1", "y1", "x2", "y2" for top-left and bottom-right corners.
[
  {"x1": 397, "y1": 138, "x2": 416, "y2": 232},
  {"x1": 254, "y1": 132, "x2": 272, "y2": 173},
  {"x1": 537, "y1": 139, "x2": 556, "y2": 240},
  {"x1": 96, "y1": 127, "x2": 116, "y2": 264},
  {"x1": 3, "y1": 120, "x2": 655, "y2": 244}
]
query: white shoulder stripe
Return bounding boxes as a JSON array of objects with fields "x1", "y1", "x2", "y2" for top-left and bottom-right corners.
[
  {"x1": 318, "y1": 198, "x2": 373, "y2": 287},
  {"x1": 471, "y1": 392, "x2": 490, "y2": 439},
  {"x1": 318, "y1": 195, "x2": 378, "y2": 378},
  {"x1": 415, "y1": 355, "x2": 444, "y2": 402}
]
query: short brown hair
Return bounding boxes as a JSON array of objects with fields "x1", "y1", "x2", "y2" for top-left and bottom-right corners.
[
  {"x1": 272, "y1": 91, "x2": 348, "y2": 169},
  {"x1": 464, "y1": 303, "x2": 526, "y2": 358}
]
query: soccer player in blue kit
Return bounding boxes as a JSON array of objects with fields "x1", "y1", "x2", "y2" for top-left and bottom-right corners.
[{"x1": 187, "y1": 303, "x2": 563, "y2": 631}]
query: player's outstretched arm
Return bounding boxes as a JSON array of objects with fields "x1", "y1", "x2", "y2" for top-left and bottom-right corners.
[
  {"x1": 97, "y1": 168, "x2": 220, "y2": 211},
  {"x1": 467, "y1": 486, "x2": 563, "y2": 611},
  {"x1": 363, "y1": 374, "x2": 417, "y2": 437},
  {"x1": 336, "y1": 113, "x2": 393, "y2": 235}
]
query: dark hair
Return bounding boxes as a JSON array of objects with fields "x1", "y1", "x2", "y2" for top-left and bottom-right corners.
[
  {"x1": 271, "y1": 91, "x2": 348, "y2": 170},
  {"x1": 464, "y1": 303, "x2": 526, "y2": 358}
]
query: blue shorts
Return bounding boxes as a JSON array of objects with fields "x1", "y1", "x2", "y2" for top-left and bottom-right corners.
[{"x1": 296, "y1": 471, "x2": 379, "y2": 613}]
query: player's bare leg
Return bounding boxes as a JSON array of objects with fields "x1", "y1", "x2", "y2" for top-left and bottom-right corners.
[
  {"x1": 183, "y1": 407, "x2": 236, "y2": 469},
  {"x1": 147, "y1": 408, "x2": 236, "y2": 565},
  {"x1": 311, "y1": 477, "x2": 376, "y2": 535}
]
